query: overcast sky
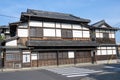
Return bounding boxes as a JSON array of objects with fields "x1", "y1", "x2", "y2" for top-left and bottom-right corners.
[{"x1": 0, "y1": 0, "x2": 120, "y2": 43}]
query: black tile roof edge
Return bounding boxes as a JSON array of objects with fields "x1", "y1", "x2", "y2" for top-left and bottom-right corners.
[{"x1": 21, "y1": 9, "x2": 91, "y2": 23}]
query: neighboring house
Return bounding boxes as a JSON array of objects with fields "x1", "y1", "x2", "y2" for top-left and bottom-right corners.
[
  {"x1": 90, "y1": 20, "x2": 119, "y2": 63},
  {"x1": 118, "y1": 44, "x2": 120, "y2": 57},
  {"x1": 0, "y1": 25, "x2": 10, "y2": 68},
  {"x1": 1, "y1": 9, "x2": 120, "y2": 68}
]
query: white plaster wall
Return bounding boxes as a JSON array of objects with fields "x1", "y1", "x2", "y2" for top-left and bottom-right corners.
[
  {"x1": 107, "y1": 50, "x2": 113, "y2": 55},
  {"x1": 83, "y1": 31, "x2": 90, "y2": 38},
  {"x1": 62, "y1": 23, "x2": 71, "y2": 29},
  {"x1": 97, "y1": 50, "x2": 101, "y2": 55},
  {"x1": 72, "y1": 25, "x2": 82, "y2": 29},
  {"x1": 73, "y1": 30, "x2": 82, "y2": 37},
  {"x1": 82, "y1": 27, "x2": 89, "y2": 30},
  {"x1": 96, "y1": 33, "x2": 100, "y2": 38},
  {"x1": 29, "y1": 21, "x2": 42, "y2": 27},
  {"x1": 101, "y1": 25, "x2": 107, "y2": 28},
  {"x1": 56, "y1": 29, "x2": 61, "y2": 37},
  {"x1": 6, "y1": 40, "x2": 17, "y2": 46},
  {"x1": 18, "y1": 29, "x2": 28, "y2": 37},
  {"x1": 43, "y1": 22, "x2": 55, "y2": 28},
  {"x1": 56, "y1": 23, "x2": 61, "y2": 28},
  {"x1": 101, "y1": 50, "x2": 107, "y2": 55},
  {"x1": 43, "y1": 29, "x2": 55, "y2": 37},
  {"x1": 68, "y1": 51, "x2": 74, "y2": 58},
  {"x1": 31, "y1": 54, "x2": 37, "y2": 60}
]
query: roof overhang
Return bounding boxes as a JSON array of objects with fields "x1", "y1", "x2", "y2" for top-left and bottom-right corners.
[{"x1": 27, "y1": 40, "x2": 99, "y2": 47}]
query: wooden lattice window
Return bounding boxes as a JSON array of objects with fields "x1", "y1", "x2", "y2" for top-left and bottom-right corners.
[{"x1": 61, "y1": 29, "x2": 73, "y2": 38}]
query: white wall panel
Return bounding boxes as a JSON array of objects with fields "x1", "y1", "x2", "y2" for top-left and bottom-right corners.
[
  {"x1": 83, "y1": 31, "x2": 90, "y2": 38},
  {"x1": 97, "y1": 47, "x2": 101, "y2": 49},
  {"x1": 29, "y1": 21, "x2": 42, "y2": 27},
  {"x1": 101, "y1": 50, "x2": 107, "y2": 55},
  {"x1": 95, "y1": 30, "x2": 99, "y2": 32},
  {"x1": 31, "y1": 54, "x2": 37, "y2": 60},
  {"x1": 101, "y1": 47, "x2": 106, "y2": 49},
  {"x1": 56, "y1": 29, "x2": 61, "y2": 37},
  {"x1": 96, "y1": 33, "x2": 99, "y2": 37},
  {"x1": 101, "y1": 25, "x2": 107, "y2": 28},
  {"x1": 107, "y1": 50, "x2": 113, "y2": 55},
  {"x1": 107, "y1": 47, "x2": 112, "y2": 49},
  {"x1": 68, "y1": 51, "x2": 74, "y2": 58},
  {"x1": 99, "y1": 33, "x2": 103, "y2": 38},
  {"x1": 56, "y1": 23, "x2": 61, "y2": 28},
  {"x1": 43, "y1": 29, "x2": 55, "y2": 37},
  {"x1": 112, "y1": 50, "x2": 116, "y2": 54},
  {"x1": 97, "y1": 50, "x2": 101, "y2": 55},
  {"x1": 62, "y1": 23, "x2": 71, "y2": 29},
  {"x1": 82, "y1": 27, "x2": 89, "y2": 30},
  {"x1": 43, "y1": 22, "x2": 55, "y2": 27},
  {"x1": 6, "y1": 40, "x2": 17, "y2": 46},
  {"x1": 73, "y1": 30, "x2": 82, "y2": 37},
  {"x1": 109, "y1": 33, "x2": 112, "y2": 38},
  {"x1": 18, "y1": 29, "x2": 28, "y2": 37},
  {"x1": 23, "y1": 52, "x2": 30, "y2": 54},
  {"x1": 112, "y1": 47, "x2": 116, "y2": 49},
  {"x1": 73, "y1": 25, "x2": 81, "y2": 29},
  {"x1": 111, "y1": 33, "x2": 115, "y2": 38}
]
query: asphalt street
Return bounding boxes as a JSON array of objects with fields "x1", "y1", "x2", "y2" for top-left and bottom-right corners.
[{"x1": 0, "y1": 64, "x2": 120, "y2": 80}]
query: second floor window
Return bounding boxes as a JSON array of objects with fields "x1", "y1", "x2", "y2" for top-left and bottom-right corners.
[
  {"x1": 61, "y1": 29, "x2": 73, "y2": 38},
  {"x1": 30, "y1": 27, "x2": 43, "y2": 37},
  {"x1": 103, "y1": 33, "x2": 109, "y2": 38}
]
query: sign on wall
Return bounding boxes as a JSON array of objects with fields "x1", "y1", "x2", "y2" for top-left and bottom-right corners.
[{"x1": 68, "y1": 51, "x2": 74, "y2": 58}]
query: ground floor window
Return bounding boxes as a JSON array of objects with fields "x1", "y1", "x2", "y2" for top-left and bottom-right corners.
[
  {"x1": 96, "y1": 47, "x2": 116, "y2": 55},
  {"x1": 6, "y1": 53, "x2": 21, "y2": 61},
  {"x1": 38, "y1": 52, "x2": 56, "y2": 60}
]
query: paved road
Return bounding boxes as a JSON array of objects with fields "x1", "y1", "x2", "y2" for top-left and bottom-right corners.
[{"x1": 0, "y1": 64, "x2": 120, "y2": 80}]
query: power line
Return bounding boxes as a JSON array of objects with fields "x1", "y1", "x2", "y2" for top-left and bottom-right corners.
[{"x1": 0, "y1": 14, "x2": 19, "y2": 19}]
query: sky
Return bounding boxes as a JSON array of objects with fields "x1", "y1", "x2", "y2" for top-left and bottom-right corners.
[{"x1": 0, "y1": 0, "x2": 120, "y2": 43}]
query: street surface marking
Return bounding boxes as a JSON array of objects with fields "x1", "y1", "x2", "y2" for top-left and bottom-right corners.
[{"x1": 45, "y1": 67, "x2": 102, "y2": 78}]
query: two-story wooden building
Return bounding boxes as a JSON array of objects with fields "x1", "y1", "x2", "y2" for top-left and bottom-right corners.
[
  {"x1": 2, "y1": 9, "x2": 119, "y2": 68},
  {"x1": 90, "y1": 20, "x2": 119, "y2": 63}
]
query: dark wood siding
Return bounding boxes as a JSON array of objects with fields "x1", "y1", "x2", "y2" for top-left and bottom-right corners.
[
  {"x1": 30, "y1": 27, "x2": 43, "y2": 37},
  {"x1": 31, "y1": 52, "x2": 57, "y2": 67},
  {"x1": 76, "y1": 51, "x2": 91, "y2": 63},
  {"x1": 103, "y1": 33, "x2": 109, "y2": 38},
  {"x1": 5, "y1": 51, "x2": 21, "y2": 68},
  {"x1": 61, "y1": 29, "x2": 73, "y2": 38}
]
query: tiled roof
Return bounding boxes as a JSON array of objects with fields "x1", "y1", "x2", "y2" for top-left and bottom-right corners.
[
  {"x1": 91, "y1": 20, "x2": 119, "y2": 30},
  {"x1": 21, "y1": 9, "x2": 90, "y2": 23},
  {"x1": 0, "y1": 25, "x2": 9, "y2": 29}
]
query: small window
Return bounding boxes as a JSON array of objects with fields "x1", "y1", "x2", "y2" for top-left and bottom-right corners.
[
  {"x1": 103, "y1": 33, "x2": 109, "y2": 38},
  {"x1": 61, "y1": 29, "x2": 73, "y2": 38},
  {"x1": 30, "y1": 27, "x2": 43, "y2": 37},
  {"x1": 6, "y1": 53, "x2": 21, "y2": 61}
]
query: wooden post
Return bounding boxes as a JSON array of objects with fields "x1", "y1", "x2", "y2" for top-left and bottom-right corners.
[
  {"x1": 74, "y1": 50, "x2": 76, "y2": 65},
  {"x1": 56, "y1": 51, "x2": 59, "y2": 66}
]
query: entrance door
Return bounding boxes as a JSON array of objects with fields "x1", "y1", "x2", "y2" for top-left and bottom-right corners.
[{"x1": 22, "y1": 52, "x2": 31, "y2": 67}]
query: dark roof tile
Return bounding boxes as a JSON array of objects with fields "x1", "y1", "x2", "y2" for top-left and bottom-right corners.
[{"x1": 21, "y1": 9, "x2": 90, "y2": 23}]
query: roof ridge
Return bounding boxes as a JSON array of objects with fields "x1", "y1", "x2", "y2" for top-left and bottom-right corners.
[{"x1": 27, "y1": 9, "x2": 71, "y2": 16}]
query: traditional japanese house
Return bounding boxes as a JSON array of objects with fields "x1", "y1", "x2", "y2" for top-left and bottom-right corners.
[
  {"x1": 0, "y1": 25, "x2": 10, "y2": 68},
  {"x1": 91, "y1": 20, "x2": 119, "y2": 63},
  {"x1": 2, "y1": 9, "x2": 119, "y2": 68}
]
